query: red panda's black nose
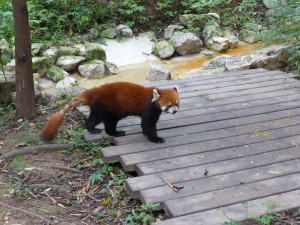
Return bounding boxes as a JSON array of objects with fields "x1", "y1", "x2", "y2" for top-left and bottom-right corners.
[{"x1": 173, "y1": 110, "x2": 177, "y2": 114}]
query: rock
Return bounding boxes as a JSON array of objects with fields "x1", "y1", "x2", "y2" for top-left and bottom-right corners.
[
  {"x1": 38, "y1": 77, "x2": 56, "y2": 90},
  {"x1": 249, "y1": 44, "x2": 291, "y2": 70},
  {"x1": 42, "y1": 86, "x2": 85, "y2": 102},
  {"x1": 32, "y1": 56, "x2": 51, "y2": 77},
  {"x1": 225, "y1": 54, "x2": 251, "y2": 72},
  {"x1": 46, "y1": 65, "x2": 69, "y2": 82},
  {"x1": 153, "y1": 40, "x2": 175, "y2": 59},
  {"x1": 0, "y1": 38, "x2": 12, "y2": 65},
  {"x1": 81, "y1": 43, "x2": 106, "y2": 61},
  {"x1": 58, "y1": 46, "x2": 80, "y2": 56},
  {"x1": 203, "y1": 55, "x2": 231, "y2": 69},
  {"x1": 105, "y1": 62, "x2": 119, "y2": 75},
  {"x1": 222, "y1": 27, "x2": 239, "y2": 49},
  {"x1": 41, "y1": 47, "x2": 59, "y2": 63},
  {"x1": 4, "y1": 59, "x2": 15, "y2": 72},
  {"x1": 33, "y1": 73, "x2": 41, "y2": 82},
  {"x1": 117, "y1": 24, "x2": 133, "y2": 37},
  {"x1": 31, "y1": 43, "x2": 46, "y2": 56},
  {"x1": 169, "y1": 31, "x2": 203, "y2": 56},
  {"x1": 56, "y1": 55, "x2": 85, "y2": 71},
  {"x1": 186, "y1": 67, "x2": 225, "y2": 78},
  {"x1": 0, "y1": 72, "x2": 15, "y2": 103},
  {"x1": 206, "y1": 37, "x2": 230, "y2": 52},
  {"x1": 164, "y1": 25, "x2": 184, "y2": 40},
  {"x1": 263, "y1": 0, "x2": 287, "y2": 8},
  {"x1": 56, "y1": 76, "x2": 77, "y2": 89},
  {"x1": 78, "y1": 60, "x2": 106, "y2": 79},
  {"x1": 179, "y1": 13, "x2": 220, "y2": 29},
  {"x1": 146, "y1": 64, "x2": 171, "y2": 82},
  {"x1": 244, "y1": 23, "x2": 263, "y2": 32},
  {"x1": 239, "y1": 29, "x2": 259, "y2": 43},
  {"x1": 202, "y1": 22, "x2": 223, "y2": 42},
  {"x1": 100, "y1": 28, "x2": 118, "y2": 39}
]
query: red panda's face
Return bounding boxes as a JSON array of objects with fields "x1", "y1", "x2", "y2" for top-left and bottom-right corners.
[{"x1": 153, "y1": 87, "x2": 180, "y2": 114}]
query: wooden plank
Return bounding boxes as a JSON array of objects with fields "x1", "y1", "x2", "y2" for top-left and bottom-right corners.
[
  {"x1": 163, "y1": 173, "x2": 300, "y2": 217},
  {"x1": 166, "y1": 71, "x2": 295, "y2": 94},
  {"x1": 102, "y1": 107, "x2": 300, "y2": 161},
  {"x1": 140, "y1": 158, "x2": 300, "y2": 205},
  {"x1": 127, "y1": 145, "x2": 300, "y2": 197},
  {"x1": 151, "y1": 189, "x2": 300, "y2": 225},
  {"x1": 121, "y1": 125, "x2": 300, "y2": 171},
  {"x1": 136, "y1": 131, "x2": 300, "y2": 175},
  {"x1": 114, "y1": 90, "x2": 300, "y2": 129},
  {"x1": 161, "y1": 70, "x2": 291, "y2": 93}
]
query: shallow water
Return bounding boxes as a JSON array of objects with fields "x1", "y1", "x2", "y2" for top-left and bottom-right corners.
[{"x1": 73, "y1": 43, "x2": 264, "y2": 89}]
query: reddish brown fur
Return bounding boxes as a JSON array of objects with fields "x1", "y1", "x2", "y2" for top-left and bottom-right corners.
[{"x1": 41, "y1": 82, "x2": 179, "y2": 142}]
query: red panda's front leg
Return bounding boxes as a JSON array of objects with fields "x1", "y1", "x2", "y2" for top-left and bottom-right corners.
[{"x1": 141, "y1": 104, "x2": 165, "y2": 143}]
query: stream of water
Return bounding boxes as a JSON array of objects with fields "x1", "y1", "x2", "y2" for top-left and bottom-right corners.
[{"x1": 71, "y1": 43, "x2": 263, "y2": 89}]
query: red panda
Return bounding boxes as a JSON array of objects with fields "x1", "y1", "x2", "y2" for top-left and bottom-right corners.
[{"x1": 41, "y1": 82, "x2": 180, "y2": 143}]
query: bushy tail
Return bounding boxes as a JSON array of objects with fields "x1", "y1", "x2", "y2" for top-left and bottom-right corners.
[{"x1": 41, "y1": 97, "x2": 81, "y2": 142}]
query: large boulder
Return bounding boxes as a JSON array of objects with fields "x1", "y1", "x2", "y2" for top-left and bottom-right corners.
[
  {"x1": 38, "y1": 77, "x2": 56, "y2": 90},
  {"x1": 153, "y1": 40, "x2": 175, "y2": 59},
  {"x1": 117, "y1": 24, "x2": 133, "y2": 37},
  {"x1": 263, "y1": 0, "x2": 287, "y2": 8},
  {"x1": 239, "y1": 29, "x2": 258, "y2": 43},
  {"x1": 146, "y1": 64, "x2": 171, "y2": 82},
  {"x1": 179, "y1": 13, "x2": 220, "y2": 29},
  {"x1": 203, "y1": 55, "x2": 231, "y2": 69},
  {"x1": 46, "y1": 65, "x2": 69, "y2": 82},
  {"x1": 169, "y1": 31, "x2": 203, "y2": 56},
  {"x1": 56, "y1": 55, "x2": 85, "y2": 71},
  {"x1": 41, "y1": 47, "x2": 59, "y2": 63},
  {"x1": 222, "y1": 27, "x2": 239, "y2": 49},
  {"x1": 225, "y1": 54, "x2": 251, "y2": 72},
  {"x1": 56, "y1": 77, "x2": 77, "y2": 89},
  {"x1": 105, "y1": 62, "x2": 119, "y2": 75},
  {"x1": 32, "y1": 56, "x2": 51, "y2": 77},
  {"x1": 31, "y1": 43, "x2": 46, "y2": 56},
  {"x1": 100, "y1": 28, "x2": 118, "y2": 39},
  {"x1": 249, "y1": 44, "x2": 291, "y2": 70},
  {"x1": 58, "y1": 46, "x2": 80, "y2": 57},
  {"x1": 78, "y1": 60, "x2": 106, "y2": 79},
  {"x1": 206, "y1": 37, "x2": 229, "y2": 52},
  {"x1": 164, "y1": 25, "x2": 184, "y2": 40},
  {"x1": 77, "y1": 43, "x2": 106, "y2": 61},
  {"x1": 203, "y1": 22, "x2": 230, "y2": 52}
]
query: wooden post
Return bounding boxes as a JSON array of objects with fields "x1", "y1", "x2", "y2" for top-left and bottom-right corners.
[{"x1": 12, "y1": 0, "x2": 36, "y2": 119}]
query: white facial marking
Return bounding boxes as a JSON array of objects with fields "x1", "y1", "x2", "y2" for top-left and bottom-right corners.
[{"x1": 161, "y1": 106, "x2": 167, "y2": 111}]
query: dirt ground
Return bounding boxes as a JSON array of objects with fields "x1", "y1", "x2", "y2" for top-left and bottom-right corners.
[{"x1": 0, "y1": 103, "x2": 164, "y2": 225}]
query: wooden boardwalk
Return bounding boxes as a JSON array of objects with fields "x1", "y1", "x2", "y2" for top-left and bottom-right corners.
[{"x1": 84, "y1": 68, "x2": 300, "y2": 224}]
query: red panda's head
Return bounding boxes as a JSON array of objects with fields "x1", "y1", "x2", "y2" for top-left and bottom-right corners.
[{"x1": 152, "y1": 87, "x2": 180, "y2": 114}]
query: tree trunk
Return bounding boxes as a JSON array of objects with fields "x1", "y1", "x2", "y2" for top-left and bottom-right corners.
[{"x1": 12, "y1": 0, "x2": 36, "y2": 119}]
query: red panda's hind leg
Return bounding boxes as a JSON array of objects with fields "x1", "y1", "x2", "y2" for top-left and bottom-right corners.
[{"x1": 85, "y1": 106, "x2": 103, "y2": 134}]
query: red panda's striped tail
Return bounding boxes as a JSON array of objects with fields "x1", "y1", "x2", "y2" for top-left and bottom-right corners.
[{"x1": 41, "y1": 97, "x2": 81, "y2": 142}]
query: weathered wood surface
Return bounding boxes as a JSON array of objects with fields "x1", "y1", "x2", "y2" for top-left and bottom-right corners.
[{"x1": 81, "y1": 68, "x2": 300, "y2": 224}]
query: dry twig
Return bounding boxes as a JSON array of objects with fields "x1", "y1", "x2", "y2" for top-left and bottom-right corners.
[
  {"x1": 158, "y1": 175, "x2": 184, "y2": 192},
  {"x1": 0, "y1": 144, "x2": 72, "y2": 160},
  {"x1": 0, "y1": 200, "x2": 53, "y2": 224}
]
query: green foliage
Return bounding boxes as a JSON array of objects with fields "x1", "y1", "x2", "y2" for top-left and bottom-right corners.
[
  {"x1": 11, "y1": 175, "x2": 32, "y2": 199},
  {"x1": 252, "y1": 214, "x2": 277, "y2": 225},
  {"x1": 224, "y1": 220, "x2": 240, "y2": 225},
  {"x1": 118, "y1": 0, "x2": 147, "y2": 27},
  {"x1": 89, "y1": 171, "x2": 104, "y2": 185},
  {"x1": 257, "y1": 0, "x2": 300, "y2": 73},
  {"x1": 124, "y1": 203, "x2": 159, "y2": 225}
]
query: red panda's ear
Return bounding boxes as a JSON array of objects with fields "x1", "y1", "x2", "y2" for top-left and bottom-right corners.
[
  {"x1": 173, "y1": 86, "x2": 178, "y2": 92},
  {"x1": 152, "y1": 89, "x2": 160, "y2": 102}
]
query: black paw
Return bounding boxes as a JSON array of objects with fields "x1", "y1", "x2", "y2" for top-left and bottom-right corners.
[
  {"x1": 88, "y1": 128, "x2": 102, "y2": 134},
  {"x1": 149, "y1": 137, "x2": 165, "y2": 143},
  {"x1": 106, "y1": 130, "x2": 126, "y2": 137}
]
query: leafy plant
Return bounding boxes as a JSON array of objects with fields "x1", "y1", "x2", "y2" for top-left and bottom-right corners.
[
  {"x1": 124, "y1": 203, "x2": 159, "y2": 225},
  {"x1": 117, "y1": 0, "x2": 147, "y2": 27},
  {"x1": 252, "y1": 214, "x2": 277, "y2": 225},
  {"x1": 89, "y1": 171, "x2": 104, "y2": 185},
  {"x1": 11, "y1": 175, "x2": 32, "y2": 199}
]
